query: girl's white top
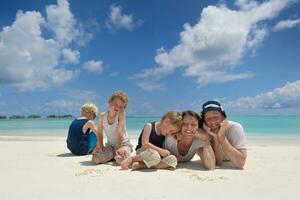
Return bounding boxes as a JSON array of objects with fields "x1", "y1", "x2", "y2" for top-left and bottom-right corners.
[{"x1": 102, "y1": 111, "x2": 130, "y2": 146}]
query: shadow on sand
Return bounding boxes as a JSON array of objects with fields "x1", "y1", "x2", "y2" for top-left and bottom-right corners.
[
  {"x1": 176, "y1": 159, "x2": 241, "y2": 171},
  {"x1": 56, "y1": 152, "x2": 75, "y2": 157},
  {"x1": 176, "y1": 160, "x2": 208, "y2": 171},
  {"x1": 79, "y1": 159, "x2": 118, "y2": 167}
]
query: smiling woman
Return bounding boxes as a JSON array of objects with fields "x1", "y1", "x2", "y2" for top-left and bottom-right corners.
[{"x1": 163, "y1": 110, "x2": 216, "y2": 169}]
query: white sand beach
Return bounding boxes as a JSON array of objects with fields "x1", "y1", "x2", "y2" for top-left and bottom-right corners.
[{"x1": 1, "y1": 135, "x2": 300, "y2": 200}]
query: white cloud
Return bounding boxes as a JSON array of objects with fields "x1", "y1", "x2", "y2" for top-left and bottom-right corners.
[
  {"x1": 62, "y1": 48, "x2": 80, "y2": 64},
  {"x1": 46, "y1": 0, "x2": 93, "y2": 46},
  {"x1": 0, "y1": 0, "x2": 94, "y2": 91},
  {"x1": 82, "y1": 60, "x2": 104, "y2": 73},
  {"x1": 126, "y1": 101, "x2": 159, "y2": 116},
  {"x1": 234, "y1": 0, "x2": 259, "y2": 10},
  {"x1": 225, "y1": 80, "x2": 300, "y2": 112},
  {"x1": 135, "y1": 80, "x2": 165, "y2": 92},
  {"x1": 51, "y1": 68, "x2": 79, "y2": 86},
  {"x1": 42, "y1": 99, "x2": 81, "y2": 114},
  {"x1": 46, "y1": 0, "x2": 77, "y2": 46},
  {"x1": 272, "y1": 18, "x2": 300, "y2": 31},
  {"x1": 133, "y1": 0, "x2": 297, "y2": 90},
  {"x1": 0, "y1": 10, "x2": 77, "y2": 90},
  {"x1": 65, "y1": 89, "x2": 99, "y2": 101},
  {"x1": 106, "y1": 4, "x2": 142, "y2": 31},
  {"x1": 141, "y1": 102, "x2": 153, "y2": 110}
]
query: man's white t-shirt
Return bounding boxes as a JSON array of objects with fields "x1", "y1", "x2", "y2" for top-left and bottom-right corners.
[{"x1": 223, "y1": 120, "x2": 247, "y2": 160}]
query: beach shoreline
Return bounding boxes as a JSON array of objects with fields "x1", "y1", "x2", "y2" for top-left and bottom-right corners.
[
  {"x1": 1, "y1": 135, "x2": 300, "y2": 200},
  {"x1": 1, "y1": 134, "x2": 300, "y2": 144}
]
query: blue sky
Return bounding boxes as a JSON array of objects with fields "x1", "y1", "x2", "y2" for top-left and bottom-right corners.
[{"x1": 0, "y1": 0, "x2": 300, "y2": 117}]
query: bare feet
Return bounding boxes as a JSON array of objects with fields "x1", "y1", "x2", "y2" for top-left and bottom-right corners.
[
  {"x1": 91, "y1": 155, "x2": 100, "y2": 164},
  {"x1": 131, "y1": 161, "x2": 147, "y2": 170},
  {"x1": 115, "y1": 156, "x2": 123, "y2": 165},
  {"x1": 120, "y1": 157, "x2": 133, "y2": 170}
]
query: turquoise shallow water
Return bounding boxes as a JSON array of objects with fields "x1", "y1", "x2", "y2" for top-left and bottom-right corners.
[{"x1": 0, "y1": 115, "x2": 299, "y2": 136}]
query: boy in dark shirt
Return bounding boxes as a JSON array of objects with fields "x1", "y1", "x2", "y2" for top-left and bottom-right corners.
[{"x1": 66, "y1": 102, "x2": 98, "y2": 155}]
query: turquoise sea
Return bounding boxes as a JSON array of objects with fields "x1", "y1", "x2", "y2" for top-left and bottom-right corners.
[{"x1": 0, "y1": 115, "x2": 299, "y2": 137}]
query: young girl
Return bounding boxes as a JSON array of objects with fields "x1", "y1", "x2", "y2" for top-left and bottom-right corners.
[
  {"x1": 120, "y1": 111, "x2": 182, "y2": 170},
  {"x1": 92, "y1": 91, "x2": 132, "y2": 165},
  {"x1": 66, "y1": 102, "x2": 98, "y2": 155}
]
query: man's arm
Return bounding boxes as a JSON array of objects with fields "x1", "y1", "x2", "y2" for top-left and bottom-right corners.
[
  {"x1": 196, "y1": 129, "x2": 216, "y2": 170},
  {"x1": 219, "y1": 139, "x2": 247, "y2": 169},
  {"x1": 218, "y1": 121, "x2": 247, "y2": 169},
  {"x1": 203, "y1": 125, "x2": 223, "y2": 165}
]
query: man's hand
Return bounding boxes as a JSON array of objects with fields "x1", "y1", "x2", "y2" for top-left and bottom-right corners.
[
  {"x1": 203, "y1": 124, "x2": 216, "y2": 138},
  {"x1": 217, "y1": 120, "x2": 229, "y2": 143}
]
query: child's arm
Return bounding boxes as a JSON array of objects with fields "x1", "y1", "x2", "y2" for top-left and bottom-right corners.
[
  {"x1": 141, "y1": 123, "x2": 170, "y2": 157},
  {"x1": 82, "y1": 120, "x2": 98, "y2": 134},
  {"x1": 95, "y1": 114, "x2": 105, "y2": 150},
  {"x1": 115, "y1": 111, "x2": 125, "y2": 149}
]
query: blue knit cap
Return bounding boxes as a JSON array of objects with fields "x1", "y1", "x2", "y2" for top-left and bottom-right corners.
[{"x1": 201, "y1": 100, "x2": 226, "y2": 118}]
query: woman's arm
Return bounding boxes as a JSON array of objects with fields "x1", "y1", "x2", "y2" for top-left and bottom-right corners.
[{"x1": 198, "y1": 145, "x2": 216, "y2": 170}]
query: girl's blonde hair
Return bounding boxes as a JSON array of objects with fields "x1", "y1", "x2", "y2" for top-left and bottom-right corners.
[
  {"x1": 161, "y1": 111, "x2": 182, "y2": 128},
  {"x1": 80, "y1": 102, "x2": 98, "y2": 115},
  {"x1": 108, "y1": 90, "x2": 129, "y2": 108}
]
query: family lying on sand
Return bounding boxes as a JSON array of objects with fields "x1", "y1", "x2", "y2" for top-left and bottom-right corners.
[{"x1": 66, "y1": 91, "x2": 247, "y2": 170}]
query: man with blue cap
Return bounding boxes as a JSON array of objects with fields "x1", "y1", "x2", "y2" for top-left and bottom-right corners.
[{"x1": 200, "y1": 100, "x2": 247, "y2": 169}]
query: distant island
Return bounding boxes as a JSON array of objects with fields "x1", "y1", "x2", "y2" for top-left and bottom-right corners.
[
  {"x1": 9, "y1": 115, "x2": 25, "y2": 119},
  {"x1": 27, "y1": 115, "x2": 42, "y2": 119},
  {"x1": 47, "y1": 114, "x2": 73, "y2": 118},
  {"x1": 0, "y1": 115, "x2": 7, "y2": 119},
  {"x1": 0, "y1": 114, "x2": 74, "y2": 120}
]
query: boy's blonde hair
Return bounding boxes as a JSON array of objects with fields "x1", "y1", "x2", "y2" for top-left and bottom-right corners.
[
  {"x1": 161, "y1": 111, "x2": 182, "y2": 128},
  {"x1": 108, "y1": 90, "x2": 129, "y2": 108},
  {"x1": 80, "y1": 102, "x2": 98, "y2": 115}
]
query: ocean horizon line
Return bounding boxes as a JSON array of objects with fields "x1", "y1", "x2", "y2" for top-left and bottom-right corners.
[{"x1": 1, "y1": 114, "x2": 300, "y2": 119}]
